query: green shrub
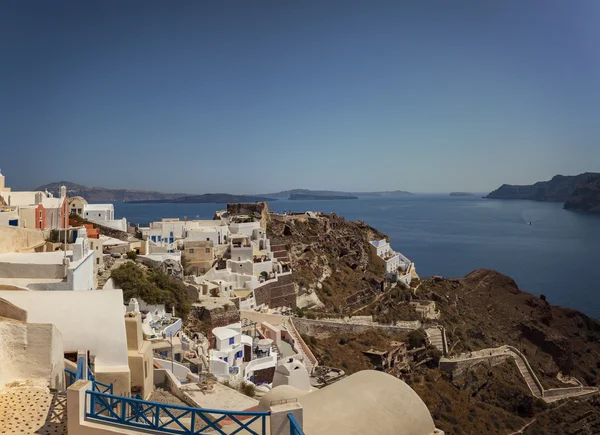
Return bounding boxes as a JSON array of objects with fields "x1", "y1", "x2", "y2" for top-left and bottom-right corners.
[
  {"x1": 408, "y1": 330, "x2": 427, "y2": 348},
  {"x1": 110, "y1": 262, "x2": 190, "y2": 319},
  {"x1": 126, "y1": 251, "x2": 137, "y2": 261}
]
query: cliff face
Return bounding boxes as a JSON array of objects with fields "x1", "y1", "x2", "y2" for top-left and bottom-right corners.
[
  {"x1": 419, "y1": 269, "x2": 600, "y2": 386},
  {"x1": 564, "y1": 175, "x2": 600, "y2": 212},
  {"x1": 267, "y1": 213, "x2": 387, "y2": 311},
  {"x1": 486, "y1": 172, "x2": 600, "y2": 202}
]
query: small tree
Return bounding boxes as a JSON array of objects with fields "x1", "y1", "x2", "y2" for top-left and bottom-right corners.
[
  {"x1": 408, "y1": 330, "x2": 426, "y2": 349},
  {"x1": 126, "y1": 251, "x2": 137, "y2": 261}
]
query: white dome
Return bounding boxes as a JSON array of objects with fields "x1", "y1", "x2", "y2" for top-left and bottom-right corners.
[
  {"x1": 258, "y1": 385, "x2": 308, "y2": 411},
  {"x1": 300, "y1": 370, "x2": 437, "y2": 435}
]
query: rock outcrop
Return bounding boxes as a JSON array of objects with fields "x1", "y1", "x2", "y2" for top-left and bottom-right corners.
[
  {"x1": 267, "y1": 213, "x2": 387, "y2": 311},
  {"x1": 486, "y1": 172, "x2": 600, "y2": 202},
  {"x1": 564, "y1": 175, "x2": 600, "y2": 212}
]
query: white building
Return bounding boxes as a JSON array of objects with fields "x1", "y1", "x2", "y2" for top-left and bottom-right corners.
[
  {"x1": 0, "y1": 226, "x2": 95, "y2": 291},
  {"x1": 140, "y1": 218, "x2": 230, "y2": 252},
  {"x1": 210, "y1": 323, "x2": 250, "y2": 380},
  {"x1": 0, "y1": 289, "x2": 132, "y2": 396},
  {"x1": 84, "y1": 203, "x2": 127, "y2": 232},
  {"x1": 369, "y1": 239, "x2": 413, "y2": 285},
  {"x1": 0, "y1": 182, "x2": 68, "y2": 230},
  {"x1": 209, "y1": 322, "x2": 278, "y2": 385},
  {"x1": 125, "y1": 298, "x2": 182, "y2": 340}
]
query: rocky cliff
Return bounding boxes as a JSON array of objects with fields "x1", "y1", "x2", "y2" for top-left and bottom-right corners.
[
  {"x1": 486, "y1": 172, "x2": 600, "y2": 202},
  {"x1": 267, "y1": 213, "x2": 387, "y2": 311},
  {"x1": 564, "y1": 175, "x2": 600, "y2": 212}
]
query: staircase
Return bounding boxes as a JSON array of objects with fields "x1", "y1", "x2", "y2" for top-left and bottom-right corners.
[
  {"x1": 506, "y1": 348, "x2": 543, "y2": 398},
  {"x1": 425, "y1": 327, "x2": 445, "y2": 355},
  {"x1": 284, "y1": 319, "x2": 315, "y2": 374}
]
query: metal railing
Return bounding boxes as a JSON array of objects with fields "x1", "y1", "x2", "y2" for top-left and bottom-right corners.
[
  {"x1": 288, "y1": 413, "x2": 304, "y2": 435},
  {"x1": 86, "y1": 390, "x2": 269, "y2": 435}
]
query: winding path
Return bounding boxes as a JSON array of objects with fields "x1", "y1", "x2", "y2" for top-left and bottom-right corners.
[{"x1": 441, "y1": 345, "x2": 598, "y2": 403}]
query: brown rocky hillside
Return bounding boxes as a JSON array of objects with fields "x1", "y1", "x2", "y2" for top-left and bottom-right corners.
[{"x1": 267, "y1": 213, "x2": 387, "y2": 311}]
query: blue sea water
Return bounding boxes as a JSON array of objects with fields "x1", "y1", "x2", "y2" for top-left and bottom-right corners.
[{"x1": 113, "y1": 195, "x2": 600, "y2": 319}]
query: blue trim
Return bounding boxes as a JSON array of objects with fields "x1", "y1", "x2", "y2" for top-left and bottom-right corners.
[
  {"x1": 288, "y1": 413, "x2": 304, "y2": 435},
  {"x1": 76, "y1": 356, "x2": 85, "y2": 380},
  {"x1": 85, "y1": 390, "x2": 269, "y2": 435},
  {"x1": 65, "y1": 369, "x2": 76, "y2": 386}
]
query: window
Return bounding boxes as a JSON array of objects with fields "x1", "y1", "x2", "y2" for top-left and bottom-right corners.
[
  {"x1": 206, "y1": 238, "x2": 210, "y2": 241},
  {"x1": 96, "y1": 258, "x2": 99, "y2": 265},
  {"x1": 229, "y1": 337, "x2": 235, "y2": 345},
  {"x1": 189, "y1": 249, "x2": 194, "y2": 254},
  {"x1": 205, "y1": 248, "x2": 210, "y2": 254},
  {"x1": 39, "y1": 210, "x2": 42, "y2": 218},
  {"x1": 223, "y1": 357, "x2": 228, "y2": 363}
]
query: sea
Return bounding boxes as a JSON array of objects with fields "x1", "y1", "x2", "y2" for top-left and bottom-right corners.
[{"x1": 113, "y1": 195, "x2": 600, "y2": 319}]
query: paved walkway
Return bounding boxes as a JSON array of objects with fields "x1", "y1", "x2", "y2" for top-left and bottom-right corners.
[{"x1": 0, "y1": 387, "x2": 67, "y2": 434}]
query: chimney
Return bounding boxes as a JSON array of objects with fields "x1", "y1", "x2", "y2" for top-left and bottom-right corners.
[
  {"x1": 35, "y1": 192, "x2": 43, "y2": 205},
  {"x1": 60, "y1": 185, "x2": 67, "y2": 199}
]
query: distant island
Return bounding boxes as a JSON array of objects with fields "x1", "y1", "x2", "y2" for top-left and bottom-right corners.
[
  {"x1": 289, "y1": 193, "x2": 358, "y2": 200},
  {"x1": 36, "y1": 181, "x2": 187, "y2": 202},
  {"x1": 263, "y1": 189, "x2": 412, "y2": 198},
  {"x1": 486, "y1": 172, "x2": 600, "y2": 213},
  {"x1": 126, "y1": 194, "x2": 277, "y2": 204},
  {"x1": 35, "y1": 183, "x2": 411, "y2": 203},
  {"x1": 449, "y1": 192, "x2": 474, "y2": 197}
]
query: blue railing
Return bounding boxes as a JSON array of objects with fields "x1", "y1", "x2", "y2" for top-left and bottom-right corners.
[
  {"x1": 64, "y1": 357, "x2": 113, "y2": 395},
  {"x1": 288, "y1": 413, "x2": 304, "y2": 435},
  {"x1": 86, "y1": 390, "x2": 269, "y2": 435},
  {"x1": 65, "y1": 368, "x2": 77, "y2": 387},
  {"x1": 76, "y1": 356, "x2": 85, "y2": 380}
]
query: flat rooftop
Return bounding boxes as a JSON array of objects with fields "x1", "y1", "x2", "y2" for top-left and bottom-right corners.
[
  {"x1": 182, "y1": 382, "x2": 258, "y2": 414},
  {"x1": 0, "y1": 251, "x2": 70, "y2": 265},
  {"x1": 0, "y1": 387, "x2": 67, "y2": 435}
]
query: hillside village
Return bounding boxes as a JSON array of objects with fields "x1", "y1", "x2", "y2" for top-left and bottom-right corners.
[{"x1": 1, "y1": 170, "x2": 600, "y2": 434}]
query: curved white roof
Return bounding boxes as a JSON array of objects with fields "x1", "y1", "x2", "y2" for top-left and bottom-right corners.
[{"x1": 261, "y1": 370, "x2": 437, "y2": 435}]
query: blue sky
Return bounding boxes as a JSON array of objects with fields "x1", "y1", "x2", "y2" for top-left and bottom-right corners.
[{"x1": 1, "y1": 1, "x2": 599, "y2": 194}]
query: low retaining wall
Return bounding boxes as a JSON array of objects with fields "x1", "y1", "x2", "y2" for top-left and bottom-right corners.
[
  {"x1": 439, "y1": 353, "x2": 510, "y2": 377},
  {"x1": 292, "y1": 317, "x2": 419, "y2": 337}
]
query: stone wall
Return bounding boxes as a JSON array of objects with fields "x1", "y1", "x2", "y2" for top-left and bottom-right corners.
[
  {"x1": 439, "y1": 354, "x2": 511, "y2": 377},
  {"x1": 189, "y1": 301, "x2": 241, "y2": 331},
  {"x1": 292, "y1": 317, "x2": 418, "y2": 338},
  {"x1": 227, "y1": 202, "x2": 270, "y2": 229},
  {"x1": 254, "y1": 274, "x2": 296, "y2": 309},
  {"x1": 95, "y1": 222, "x2": 129, "y2": 241}
]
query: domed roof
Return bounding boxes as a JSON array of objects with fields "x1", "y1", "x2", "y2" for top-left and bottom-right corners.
[
  {"x1": 258, "y1": 385, "x2": 308, "y2": 411},
  {"x1": 299, "y1": 370, "x2": 437, "y2": 435}
]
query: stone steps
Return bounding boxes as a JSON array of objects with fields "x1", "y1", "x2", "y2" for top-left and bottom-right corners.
[{"x1": 284, "y1": 321, "x2": 315, "y2": 373}]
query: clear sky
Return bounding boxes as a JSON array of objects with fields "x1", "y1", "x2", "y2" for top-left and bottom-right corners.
[{"x1": 1, "y1": 1, "x2": 599, "y2": 194}]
